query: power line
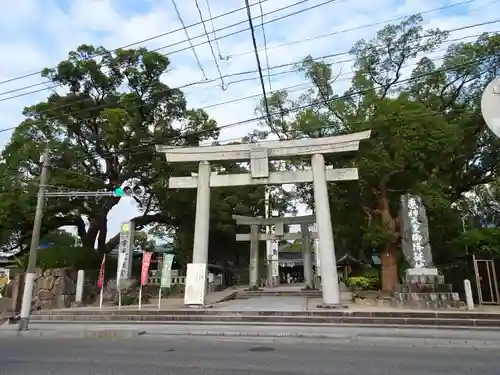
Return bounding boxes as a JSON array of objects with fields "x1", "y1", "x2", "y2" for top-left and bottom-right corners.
[
  {"x1": 171, "y1": 0, "x2": 208, "y2": 80},
  {"x1": 194, "y1": 0, "x2": 226, "y2": 88},
  {"x1": 0, "y1": 0, "x2": 272, "y2": 87},
  {"x1": 0, "y1": 0, "x2": 488, "y2": 100},
  {"x1": 204, "y1": 0, "x2": 228, "y2": 60},
  {"x1": 3, "y1": 106, "x2": 488, "y2": 185},
  {"x1": 0, "y1": 31, "x2": 492, "y2": 142},
  {"x1": 229, "y1": 0, "x2": 496, "y2": 58},
  {"x1": 44, "y1": 54, "x2": 500, "y2": 161},
  {"x1": 0, "y1": 25, "x2": 493, "y2": 125},
  {"x1": 244, "y1": 0, "x2": 279, "y2": 139},
  {"x1": 0, "y1": 0, "x2": 334, "y2": 95},
  {"x1": 259, "y1": 0, "x2": 272, "y2": 91}
]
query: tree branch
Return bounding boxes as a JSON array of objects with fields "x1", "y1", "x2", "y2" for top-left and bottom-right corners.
[{"x1": 104, "y1": 213, "x2": 170, "y2": 252}]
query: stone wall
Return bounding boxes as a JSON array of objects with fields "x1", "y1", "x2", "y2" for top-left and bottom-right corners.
[{"x1": 33, "y1": 268, "x2": 77, "y2": 309}]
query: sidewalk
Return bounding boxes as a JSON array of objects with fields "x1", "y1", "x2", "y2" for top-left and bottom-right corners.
[
  {"x1": 44, "y1": 288, "x2": 237, "y2": 312},
  {"x1": 4, "y1": 322, "x2": 500, "y2": 347}
]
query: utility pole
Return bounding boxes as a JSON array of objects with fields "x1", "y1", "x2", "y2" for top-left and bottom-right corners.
[{"x1": 18, "y1": 149, "x2": 50, "y2": 331}]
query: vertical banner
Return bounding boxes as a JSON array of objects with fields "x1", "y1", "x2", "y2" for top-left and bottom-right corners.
[
  {"x1": 138, "y1": 252, "x2": 152, "y2": 310},
  {"x1": 97, "y1": 254, "x2": 106, "y2": 310},
  {"x1": 160, "y1": 254, "x2": 175, "y2": 289},
  {"x1": 158, "y1": 253, "x2": 175, "y2": 311},
  {"x1": 140, "y1": 252, "x2": 153, "y2": 286}
]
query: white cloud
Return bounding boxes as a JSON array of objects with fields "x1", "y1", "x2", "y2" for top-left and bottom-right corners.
[{"x1": 0, "y1": 0, "x2": 499, "y2": 240}]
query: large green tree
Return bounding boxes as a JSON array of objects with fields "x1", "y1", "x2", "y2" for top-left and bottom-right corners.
[
  {"x1": 0, "y1": 44, "x2": 294, "y2": 268},
  {"x1": 3, "y1": 44, "x2": 220, "y2": 253},
  {"x1": 257, "y1": 15, "x2": 500, "y2": 292}
]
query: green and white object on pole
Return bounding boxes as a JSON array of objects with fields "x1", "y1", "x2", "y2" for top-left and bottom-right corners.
[
  {"x1": 157, "y1": 253, "x2": 175, "y2": 310},
  {"x1": 160, "y1": 254, "x2": 175, "y2": 288},
  {"x1": 481, "y1": 77, "x2": 500, "y2": 138}
]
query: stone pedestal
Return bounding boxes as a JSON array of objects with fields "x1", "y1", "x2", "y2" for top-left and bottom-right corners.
[
  {"x1": 339, "y1": 281, "x2": 353, "y2": 303},
  {"x1": 395, "y1": 267, "x2": 463, "y2": 309},
  {"x1": 405, "y1": 268, "x2": 442, "y2": 287}
]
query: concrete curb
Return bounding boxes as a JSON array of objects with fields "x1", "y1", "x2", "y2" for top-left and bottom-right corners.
[
  {"x1": 1, "y1": 329, "x2": 145, "y2": 339},
  {"x1": 28, "y1": 314, "x2": 500, "y2": 327},
  {"x1": 3, "y1": 326, "x2": 500, "y2": 347},
  {"x1": 141, "y1": 331, "x2": 500, "y2": 347},
  {"x1": 24, "y1": 320, "x2": 500, "y2": 331}
]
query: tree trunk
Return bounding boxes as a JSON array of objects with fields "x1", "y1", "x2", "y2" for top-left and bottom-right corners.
[
  {"x1": 376, "y1": 187, "x2": 400, "y2": 295},
  {"x1": 381, "y1": 241, "x2": 398, "y2": 294}
]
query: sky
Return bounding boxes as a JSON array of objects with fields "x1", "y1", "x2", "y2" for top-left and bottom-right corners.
[{"x1": 0, "y1": 0, "x2": 499, "y2": 244}]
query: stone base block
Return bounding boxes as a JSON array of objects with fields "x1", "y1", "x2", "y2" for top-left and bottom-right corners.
[
  {"x1": 316, "y1": 303, "x2": 348, "y2": 309},
  {"x1": 185, "y1": 304, "x2": 214, "y2": 309}
]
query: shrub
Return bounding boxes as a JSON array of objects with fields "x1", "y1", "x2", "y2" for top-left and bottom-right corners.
[{"x1": 346, "y1": 276, "x2": 379, "y2": 291}]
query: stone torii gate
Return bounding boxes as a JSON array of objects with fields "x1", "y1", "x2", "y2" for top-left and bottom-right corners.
[
  {"x1": 233, "y1": 214, "x2": 317, "y2": 290},
  {"x1": 156, "y1": 130, "x2": 370, "y2": 307}
]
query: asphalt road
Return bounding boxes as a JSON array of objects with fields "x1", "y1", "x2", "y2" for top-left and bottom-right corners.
[{"x1": 0, "y1": 336, "x2": 498, "y2": 375}]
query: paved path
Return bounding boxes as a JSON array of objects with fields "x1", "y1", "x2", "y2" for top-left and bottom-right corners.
[
  {"x1": 214, "y1": 296, "x2": 308, "y2": 311},
  {"x1": 0, "y1": 335, "x2": 497, "y2": 374}
]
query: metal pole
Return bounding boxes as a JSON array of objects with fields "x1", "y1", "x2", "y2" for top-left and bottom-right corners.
[
  {"x1": 18, "y1": 149, "x2": 50, "y2": 331},
  {"x1": 461, "y1": 215, "x2": 468, "y2": 255}
]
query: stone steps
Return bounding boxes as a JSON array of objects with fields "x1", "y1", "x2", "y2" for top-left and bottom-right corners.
[
  {"x1": 235, "y1": 290, "x2": 322, "y2": 299},
  {"x1": 28, "y1": 309, "x2": 500, "y2": 327}
]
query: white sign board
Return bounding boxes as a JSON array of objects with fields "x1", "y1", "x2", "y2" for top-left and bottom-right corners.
[
  {"x1": 184, "y1": 263, "x2": 207, "y2": 305},
  {"x1": 117, "y1": 222, "x2": 134, "y2": 282}
]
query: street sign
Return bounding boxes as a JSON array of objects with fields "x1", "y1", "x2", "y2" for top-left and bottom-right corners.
[{"x1": 481, "y1": 77, "x2": 500, "y2": 138}]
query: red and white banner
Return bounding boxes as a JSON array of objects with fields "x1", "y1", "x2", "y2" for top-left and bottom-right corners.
[
  {"x1": 97, "y1": 254, "x2": 106, "y2": 289},
  {"x1": 140, "y1": 252, "x2": 153, "y2": 286}
]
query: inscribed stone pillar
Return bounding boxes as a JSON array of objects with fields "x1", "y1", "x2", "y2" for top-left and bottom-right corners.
[
  {"x1": 311, "y1": 153, "x2": 341, "y2": 306},
  {"x1": 249, "y1": 225, "x2": 260, "y2": 290},
  {"x1": 301, "y1": 223, "x2": 314, "y2": 289}
]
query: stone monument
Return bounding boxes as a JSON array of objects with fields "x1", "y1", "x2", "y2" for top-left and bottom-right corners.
[
  {"x1": 400, "y1": 194, "x2": 438, "y2": 280},
  {"x1": 395, "y1": 194, "x2": 463, "y2": 308}
]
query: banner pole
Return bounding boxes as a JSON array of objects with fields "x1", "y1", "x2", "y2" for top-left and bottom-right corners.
[
  {"x1": 158, "y1": 288, "x2": 161, "y2": 311},
  {"x1": 99, "y1": 287, "x2": 103, "y2": 310},
  {"x1": 138, "y1": 285, "x2": 142, "y2": 310}
]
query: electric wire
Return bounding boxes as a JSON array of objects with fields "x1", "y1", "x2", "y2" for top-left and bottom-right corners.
[
  {"x1": 244, "y1": 0, "x2": 279, "y2": 139},
  {"x1": 0, "y1": 0, "x2": 272, "y2": 87},
  {"x1": 204, "y1": 0, "x2": 228, "y2": 60},
  {"x1": 0, "y1": 26, "x2": 493, "y2": 137},
  {"x1": 0, "y1": 0, "x2": 490, "y2": 100},
  {"x1": 171, "y1": 0, "x2": 208, "y2": 80},
  {"x1": 25, "y1": 54, "x2": 500, "y2": 161},
  {"x1": 194, "y1": 0, "x2": 226, "y2": 88},
  {"x1": 229, "y1": 0, "x2": 499, "y2": 58},
  {"x1": 0, "y1": 0, "x2": 311, "y2": 92},
  {"x1": 259, "y1": 0, "x2": 273, "y2": 91}
]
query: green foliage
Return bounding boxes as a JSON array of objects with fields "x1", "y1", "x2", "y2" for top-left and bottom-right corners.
[
  {"x1": 2, "y1": 15, "x2": 500, "y2": 276},
  {"x1": 15, "y1": 230, "x2": 101, "y2": 270},
  {"x1": 453, "y1": 228, "x2": 500, "y2": 256},
  {"x1": 256, "y1": 15, "x2": 500, "y2": 280},
  {"x1": 0, "y1": 44, "x2": 296, "y2": 267},
  {"x1": 346, "y1": 276, "x2": 379, "y2": 291}
]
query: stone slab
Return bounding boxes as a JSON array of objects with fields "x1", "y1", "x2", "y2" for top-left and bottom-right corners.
[
  {"x1": 0, "y1": 327, "x2": 145, "y2": 339},
  {"x1": 213, "y1": 297, "x2": 308, "y2": 311}
]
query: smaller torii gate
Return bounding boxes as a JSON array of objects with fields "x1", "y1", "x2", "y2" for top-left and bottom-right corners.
[{"x1": 233, "y1": 215, "x2": 317, "y2": 290}]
